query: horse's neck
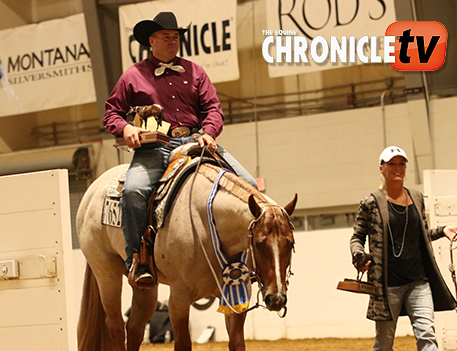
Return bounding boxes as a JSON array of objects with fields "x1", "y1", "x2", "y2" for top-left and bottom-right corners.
[
  {"x1": 195, "y1": 163, "x2": 270, "y2": 257},
  {"x1": 197, "y1": 163, "x2": 268, "y2": 205}
]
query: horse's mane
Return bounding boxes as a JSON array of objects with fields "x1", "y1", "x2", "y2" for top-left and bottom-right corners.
[{"x1": 197, "y1": 163, "x2": 269, "y2": 205}]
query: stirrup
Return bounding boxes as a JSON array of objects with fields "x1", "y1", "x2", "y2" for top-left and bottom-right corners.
[{"x1": 128, "y1": 254, "x2": 157, "y2": 289}]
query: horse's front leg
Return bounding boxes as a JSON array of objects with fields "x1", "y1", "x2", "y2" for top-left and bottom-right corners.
[
  {"x1": 126, "y1": 286, "x2": 158, "y2": 351},
  {"x1": 225, "y1": 312, "x2": 247, "y2": 351},
  {"x1": 168, "y1": 292, "x2": 192, "y2": 351}
]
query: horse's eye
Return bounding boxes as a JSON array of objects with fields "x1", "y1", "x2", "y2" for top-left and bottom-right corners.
[{"x1": 254, "y1": 241, "x2": 265, "y2": 249}]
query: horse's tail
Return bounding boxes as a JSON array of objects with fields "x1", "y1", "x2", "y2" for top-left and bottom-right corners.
[{"x1": 77, "y1": 263, "x2": 111, "y2": 351}]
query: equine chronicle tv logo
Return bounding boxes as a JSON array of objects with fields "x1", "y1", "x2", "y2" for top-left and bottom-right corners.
[{"x1": 262, "y1": 21, "x2": 448, "y2": 71}]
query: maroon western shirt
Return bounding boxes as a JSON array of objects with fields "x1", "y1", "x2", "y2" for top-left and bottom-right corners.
[{"x1": 104, "y1": 52, "x2": 224, "y2": 138}]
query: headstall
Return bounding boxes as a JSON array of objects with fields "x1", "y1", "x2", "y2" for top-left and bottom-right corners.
[{"x1": 248, "y1": 204, "x2": 295, "y2": 318}]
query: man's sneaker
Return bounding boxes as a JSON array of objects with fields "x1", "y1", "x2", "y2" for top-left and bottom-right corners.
[{"x1": 134, "y1": 265, "x2": 155, "y2": 285}]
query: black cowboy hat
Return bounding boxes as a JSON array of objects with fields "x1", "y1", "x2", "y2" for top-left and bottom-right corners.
[{"x1": 133, "y1": 12, "x2": 189, "y2": 47}]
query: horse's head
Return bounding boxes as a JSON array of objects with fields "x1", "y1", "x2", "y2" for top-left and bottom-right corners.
[{"x1": 248, "y1": 194, "x2": 298, "y2": 312}]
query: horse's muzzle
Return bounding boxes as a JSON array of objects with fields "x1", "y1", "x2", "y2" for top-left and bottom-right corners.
[{"x1": 264, "y1": 292, "x2": 287, "y2": 311}]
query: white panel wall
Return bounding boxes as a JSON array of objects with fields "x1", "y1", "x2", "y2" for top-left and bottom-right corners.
[
  {"x1": 0, "y1": 170, "x2": 76, "y2": 351},
  {"x1": 423, "y1": 170, "x2": 457, "y2": 351}
]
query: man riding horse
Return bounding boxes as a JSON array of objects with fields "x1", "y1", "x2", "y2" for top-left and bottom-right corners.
[{"x1": 103, "y1": 11, "x2": 257, "y2": 286}]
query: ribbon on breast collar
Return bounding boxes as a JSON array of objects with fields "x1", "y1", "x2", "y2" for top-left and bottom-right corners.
[{"x1": 206, "y1": 169, "x2": 250, "y2": 314}]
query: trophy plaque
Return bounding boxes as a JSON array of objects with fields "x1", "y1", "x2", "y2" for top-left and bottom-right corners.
[
  {"x1": 113, "y1": 104, "x2": 172, "y2": 148},
  {"x1": 337, "y1": 253, "x2": 381, "y2": 296},
  {"x1": 337, "y1": 278, "x2": 380, "y2": 295}
]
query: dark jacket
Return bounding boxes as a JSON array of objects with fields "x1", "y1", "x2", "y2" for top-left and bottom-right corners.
[{"x1": 350, "y1": 187, "x2": 456, "y2": 321}]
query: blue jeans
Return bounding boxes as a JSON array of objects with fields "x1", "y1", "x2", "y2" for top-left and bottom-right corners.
[
  {"x1": 373, "y1": 280, "x2": 438, "y2": 351},
  {"x1": 121, "y1": 135, "x2": 257, "y2": 269}
]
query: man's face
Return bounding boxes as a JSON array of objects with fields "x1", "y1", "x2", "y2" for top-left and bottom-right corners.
[{"x1": 149, "y1": 30, "x2": 180, "y2": 62}]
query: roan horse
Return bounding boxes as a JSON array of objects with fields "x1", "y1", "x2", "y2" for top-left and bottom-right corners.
[{"x1": 76, "y1": 157, "x2": 297, "y2": 351}]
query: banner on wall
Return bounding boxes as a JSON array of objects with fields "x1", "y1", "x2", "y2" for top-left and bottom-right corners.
[
  {"x1": 0, "y1": 14, "x2": 96, "y2": 118},
  {"x1": 264, "y1": 0, "x2": 397, "y2": 77},
  {"x1": 119, "y1": 0, "x2": 239, "y2": 83}
]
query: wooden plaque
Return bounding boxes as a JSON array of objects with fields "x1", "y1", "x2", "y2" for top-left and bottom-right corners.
[
  {"x1": 114, "y1": 131, "x2": 172, "y2": 147},
  {"x1": 337, "y1": 278, "x2": 381, "y2": 296}
]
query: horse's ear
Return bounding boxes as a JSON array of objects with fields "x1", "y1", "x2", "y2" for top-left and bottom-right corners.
[
  {"x1": 249, "y1": 194, "x2": 262, "y2": 218},
  {"x1": 283, "y1": 193, "x2": 298, "y2": 216}
]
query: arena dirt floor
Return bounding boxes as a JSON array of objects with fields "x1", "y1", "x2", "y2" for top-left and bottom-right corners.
[{"x1": 140, "y1": 335, "x2": 415, "y2": 350}]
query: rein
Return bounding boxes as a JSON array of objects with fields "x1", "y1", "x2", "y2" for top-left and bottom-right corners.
[{"x1": 449, "y1": 234, "x2": 457, "y2": 307}]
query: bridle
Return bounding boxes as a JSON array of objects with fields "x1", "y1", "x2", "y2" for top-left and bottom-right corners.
[{"x1": 247, "y1": 204, "x2": 296, "y2": 317}]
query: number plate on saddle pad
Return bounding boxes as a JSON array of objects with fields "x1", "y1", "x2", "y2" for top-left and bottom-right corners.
[{"x1": 102, "y1": 197, "x2": 122, "y2": 227}]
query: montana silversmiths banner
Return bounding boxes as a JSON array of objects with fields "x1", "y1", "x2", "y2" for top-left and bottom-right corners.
[
  {"x1": 0, "y1": 14, "x2": 96, "y2": 117},
  {"x1": 119, "y1": 0, "x2": 239, "y2": 83},
  {"x1": 264, "y1": 0, "x2": 397, "y2": 77}
]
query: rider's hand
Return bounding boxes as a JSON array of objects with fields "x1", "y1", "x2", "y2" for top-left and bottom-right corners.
[
  {"x1": 198, "y1": 133, "x2": 218, "y2": 153},
  {"x1": 123, "y1": 124, "x2": 148, "y2": 148}
]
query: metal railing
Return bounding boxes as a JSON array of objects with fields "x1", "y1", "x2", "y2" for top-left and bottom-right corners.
[
  {"x1": 30, "y1": 77, "x2": 406, "y2": 146},
  {"x1": 31, "y1": 119, "x2": 102, "y2": 147},
  {"x1": 220, "y1": 77, "x2": 406, "y2": 124}
]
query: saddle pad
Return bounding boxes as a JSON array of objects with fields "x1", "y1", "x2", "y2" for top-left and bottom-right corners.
[
  {"x1": 154, "y1": 157, "x2": 227, "y2": 228},
  {"x1": 153, "y1": 142, "x2": 233, "y2": 228}
]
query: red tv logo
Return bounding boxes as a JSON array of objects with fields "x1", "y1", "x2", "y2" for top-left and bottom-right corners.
[{"x1": 385, "y1": 21, "x2": 447, "y2": 71}]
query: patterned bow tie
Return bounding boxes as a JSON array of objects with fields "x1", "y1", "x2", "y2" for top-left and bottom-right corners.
[{"x1": 154, "y1": 62, "x2": 185, "y2": 76}]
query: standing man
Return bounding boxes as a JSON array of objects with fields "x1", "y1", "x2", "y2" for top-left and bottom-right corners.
[{"x1": 104, "y1": 12, "x2": 257, "y2": 286}]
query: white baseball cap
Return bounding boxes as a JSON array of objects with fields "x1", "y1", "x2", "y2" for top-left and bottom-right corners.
[{"x1": 379, "y1": 146, "x2": 408, "y2": 164}]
